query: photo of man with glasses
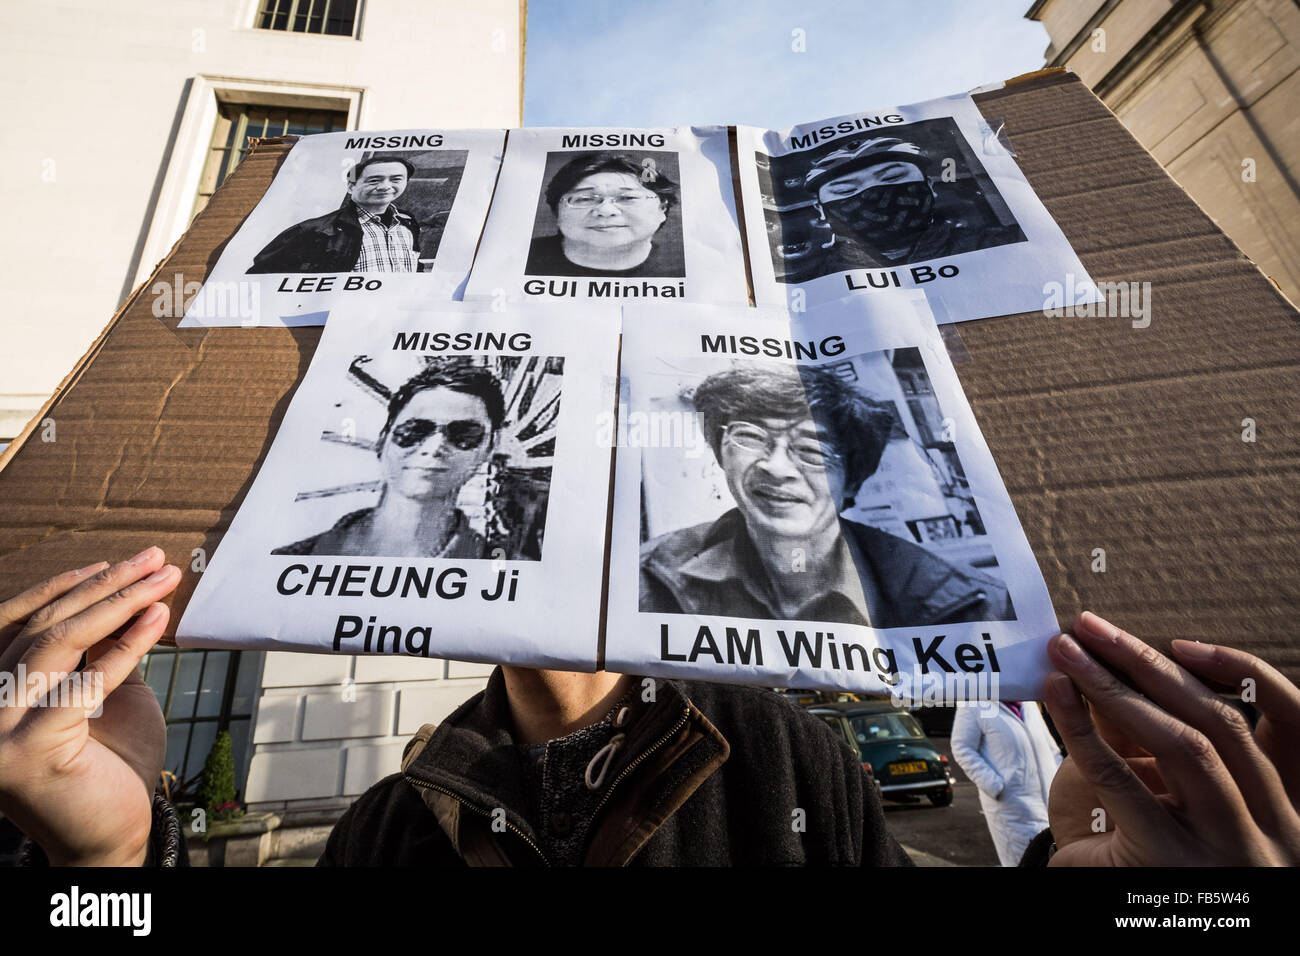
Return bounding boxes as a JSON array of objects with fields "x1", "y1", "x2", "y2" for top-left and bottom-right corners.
[
  {"x1": 273, "y1": 362, "x2": 504, "y2": 558},
  {"x1": 525, "y1": 150, "x2": 685, "y2": 277},
  {"x1": 638, "y1": 361, "x2": 1014, "y2": 626},
  {"x1": 250, "y1": 153, "x2": 424, "y2": 275}
]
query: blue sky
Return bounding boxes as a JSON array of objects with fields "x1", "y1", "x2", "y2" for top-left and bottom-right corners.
[{"x1": 524, "y1": 0, "x2": 1049, "y2": 129}]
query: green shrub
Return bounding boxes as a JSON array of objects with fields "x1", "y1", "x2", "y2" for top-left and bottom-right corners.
[{"x1": 196, "y1": 731, "x2": 241, "y2": 823}]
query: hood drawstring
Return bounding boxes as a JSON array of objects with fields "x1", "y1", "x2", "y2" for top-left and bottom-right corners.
[{"x1": 584, "y1": 705, "x2": 632, "y2": 791}]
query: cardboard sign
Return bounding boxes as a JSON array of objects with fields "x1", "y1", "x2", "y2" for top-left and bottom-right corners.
[
  {"x1": 179, "y1": 129, "x2": 504, "y2": 327},
  {"x1": 604, "y1": 293, "x2": 1060, "y2": 699},
  {"x1": 464, "y1": 127, "x2": 748, "y2": 306},
  {"x1": 177, "y1": 301, "x2": 619, "y2": 670},
  {"x1": 736, "y1": 94, "x2": 1102, "y2": 322}
]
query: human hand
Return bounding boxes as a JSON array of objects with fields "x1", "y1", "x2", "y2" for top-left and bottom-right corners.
[
  {"x1": 0, "y1": 548, "x2": 179, "y2": 866},
  {"x1": 1041, "y1": 611, "x2": 1300, "y2": 866}
]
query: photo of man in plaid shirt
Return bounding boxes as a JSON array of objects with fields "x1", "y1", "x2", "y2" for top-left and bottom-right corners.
[{"x1": 249, "y1": 154, "x2": 422, "y2": 274}]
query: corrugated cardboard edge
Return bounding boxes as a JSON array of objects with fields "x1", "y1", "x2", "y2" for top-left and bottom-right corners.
[{"x1": 0, "y1": 137, "x2": 296, "y2": 478}]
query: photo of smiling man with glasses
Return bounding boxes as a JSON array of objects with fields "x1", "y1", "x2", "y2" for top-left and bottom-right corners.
[
  {"x1": 525, "y1": 150, "x2": 684, "y2": 277},
  {"x1": 250, "y1": 153, "x2": 424, "y2": 275},
  {"x1": 639, "y1": 361, "x2": 1014, "y2": 627},
  {"x1": 273, "y1": 361, "x2": 504, "y2": 558}
]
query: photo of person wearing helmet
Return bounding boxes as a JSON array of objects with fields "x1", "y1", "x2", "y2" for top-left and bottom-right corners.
[{"x1": 760, "y1": 120, "x2": 1026, "y2": 279}]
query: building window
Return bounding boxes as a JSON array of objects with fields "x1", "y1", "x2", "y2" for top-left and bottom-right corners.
[
  {"x1": 192, "y1": 101, "x2": 347, "y2": 219},
  {"x1": 256, "y1": 0, "x2": 360, "y2": 37},
  {"x1": 140, "y1": 648, "x2": 263, "y2": 799}
]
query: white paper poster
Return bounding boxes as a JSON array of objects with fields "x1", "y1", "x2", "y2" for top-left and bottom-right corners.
[
  {"x1": 464, "y1": 127, "x2": 748, "y2": 306},
  {"x1": 736, "y1": 94, "x2": 1102, "y2": 323},
  {"x1": 179, "y1": 129, "x2": 505, "y2": 327},
  {"x1": 177, "y1": 300, "x2": 619, "y2": 671},
  {"x1": 604, "y1": 293, "x2": 1059, "y2": 699}
]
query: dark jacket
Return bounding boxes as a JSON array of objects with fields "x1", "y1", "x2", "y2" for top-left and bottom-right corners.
[
  {"x1": 317, "y1": 667, "x2": 915, "y2": 866},
  {"x1": 640, "y1": 510, "x2": 1015, "y2": 627},
  {"x1": 523, "y1": 233, "x2": 685, "y2": 279},
  {"x1": 248, "y1": 198, "x2": 421, "y2": 274},
  {"x1": 271, "y1": 507, "x2": 490, "y2": 558}
]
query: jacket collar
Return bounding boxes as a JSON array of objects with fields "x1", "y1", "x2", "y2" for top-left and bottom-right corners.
[
  {"x1": 843, "y1": 519, "x2": 992, "y2": 623},
  {"x1": 338, "y1": 196, "x2": 413, "y2": 227},
  {"x1": 656, "y1": 508, "x2": 991, "y2": 626},
  {"x1": 674, "y1": 508, "x2": 872, "y2": 622},
  {"x1": 401, "y1": 667, "x2": 729, "y2": 865}
]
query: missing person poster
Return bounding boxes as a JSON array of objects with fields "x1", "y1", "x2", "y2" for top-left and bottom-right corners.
[
  {"x1": 177, "y1": 300, "x2": 620, "y2": 670},
  {"x1": 178, "y1": 129, "x2": 505, "y2": 327},
  {"x1": 463, "y1": 126, "x2": 748, "y2": 306},
  {"x1": 736, "y1": 94, "x2": 1102, "y2": 323},
  {"x1": 603, "y1": 293, "x2": 1059, "y2": 700}
]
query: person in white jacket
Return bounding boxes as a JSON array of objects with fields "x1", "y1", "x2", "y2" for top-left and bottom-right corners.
[{"x1": 950, "y1": 699, "x2": 1063, "y2": 866}]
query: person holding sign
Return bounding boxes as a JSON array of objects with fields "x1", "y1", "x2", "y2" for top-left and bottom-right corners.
[
  {"x1": 249, "y1": 154, "x2": 422, "y2": 274},
  {"x1": 525, "y1": 152, "x2": 679, "y2": 277},
  {"x1": 273, "y1": 361, "x2": 502, "y2": 558},
  {"x1": 2, "y1": 550, "x2": 1299, "y2": 867},
  {"x1": 639, "y1": 362, "x2": 1013, "y2": 626}
]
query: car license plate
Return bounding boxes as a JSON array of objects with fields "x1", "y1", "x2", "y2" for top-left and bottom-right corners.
[{"x1": 890, "y1": 761, "x2": 927, "y2": 775}]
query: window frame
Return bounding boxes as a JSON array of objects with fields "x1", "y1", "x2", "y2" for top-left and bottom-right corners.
[
  {"x1": 252, "y1": 0, "x2": 365, "y2": 39},
  {"x1": 132, "y1": 75, "x2": 361, "y2": 294},
  {"x1": 192, "y1": 99, "x2": 349, "y2": 220},
  {"x1": 140, "y1": 647, "x2": 265, "y2": 797}
]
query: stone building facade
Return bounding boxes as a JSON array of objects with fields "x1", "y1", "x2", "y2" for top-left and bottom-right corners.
[{"x1": 1026, "y1": 0, "x2": 1300, "y2": 303}]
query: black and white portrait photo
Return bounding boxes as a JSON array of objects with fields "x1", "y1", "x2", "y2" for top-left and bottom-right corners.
[
  {"x1": 524, "y1": 150, "x2": 686, "y2": 278},
  {"x1": 606, "y1": 298, "x2": 1060, "y2": 693},
  {"x1": 463, "y1": 127, "x2": 746, "y2": 304},
  {"x1": 178, "y1": 304, "x2": 621, "y2": 667},
  {"x1": 755, "y1": 118, "x2": 1025, "y2": 282},
  {"x1": 179, "y1": 129, "x2": 505, "y2": 327},
  {"x1": 249, "y1": 149, "x2": 470, "y2": 275},
  {"x1": 273, "y1": 352, "x2": 562, "y2": 560},
  {"x1": 637, "y1": 349, "x2": 1015, "y2": 628},
  {"x1": 738, "y1": 98, "x2": 1103, "y2": 322}
]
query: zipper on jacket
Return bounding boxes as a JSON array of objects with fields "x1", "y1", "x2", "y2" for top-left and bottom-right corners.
[
  {"x1": 405, "y1": 775, "x2": 550, "y2": 866},
  {"x1": 590, "y1": 706, "x2": 692, "y2": 820}
]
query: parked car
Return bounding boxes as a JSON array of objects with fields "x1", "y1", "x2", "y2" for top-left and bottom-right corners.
[{"x1": 806, "y1": 700, "x2": 956, "y2": 807}]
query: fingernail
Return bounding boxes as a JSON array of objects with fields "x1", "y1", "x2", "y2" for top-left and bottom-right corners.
[
  {"x1": 129, "y1": 546, "x2": 161, "y2": 566},
  {"x1": 1076, "y1": 611, "x2": 1117, "y2": 642},
  {"x1": 1056, "y1": 633, "x2": 1088, "y2": 664},
  {"x1": 1171, "y1": 639, "x2": 1215, "y2": 661},
  {"x1": 143, "y1": 565, "x2": 176, "y2": 584},
  {"x1": 138, "y1": 604, "x2": 166, "y2": 627},
  {"x1": 75, "y1": 561, "x2": 107, "y2": 576}
]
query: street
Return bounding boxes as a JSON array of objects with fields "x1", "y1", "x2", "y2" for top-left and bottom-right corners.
[{"x1": 881, "y1": 735, "x2": 1001, "y2": 867}]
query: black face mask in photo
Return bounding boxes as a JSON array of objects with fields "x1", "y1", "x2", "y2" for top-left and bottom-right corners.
[
  {"x1": 389, "y1": 418, "x2": 489, "y2": 451},
  {"x1": 821, "y1": 180, "x2": 935, "y2": 253}
]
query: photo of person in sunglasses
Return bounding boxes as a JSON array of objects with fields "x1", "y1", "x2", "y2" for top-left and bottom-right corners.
[{"x1": 273, "y1": 362, "x2": 504, "y2": 558}]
